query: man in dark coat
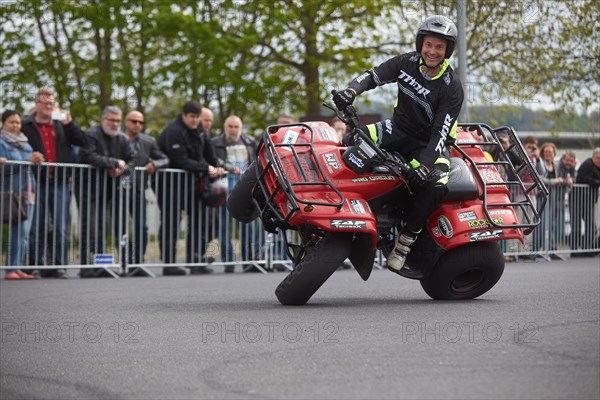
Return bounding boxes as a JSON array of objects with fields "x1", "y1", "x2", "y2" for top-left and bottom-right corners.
[
  {"x1": 76, "y1": 106, "x2": 134, "y2": 276},
  {"x1": 123, "y1": 110, "x2": 169, "y2": 272},
  {"x1": 155, "y1": 101, "x2": 225, "y2": 275}
]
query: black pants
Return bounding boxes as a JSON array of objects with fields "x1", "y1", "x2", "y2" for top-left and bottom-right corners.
[
  {"x1": 569, "y1": 188, "x2": 599, "y2": 250},
  {"x1": 124, "y1": 187, "x2": 148, "y2": 264},
  {"x1": 361, "y1": 119, "x2": 448, "y2": 235},
  {"x1": 75, "y1": 176, "x2": 124, "y2": 264},
  {"x1": 155, "y1": 174, "x2": 217, "y2": 264}
]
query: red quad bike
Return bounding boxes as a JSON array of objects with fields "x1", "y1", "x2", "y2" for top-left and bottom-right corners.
[{"x1": 227, "y1": 97, "x2": 548, "y2": 305}]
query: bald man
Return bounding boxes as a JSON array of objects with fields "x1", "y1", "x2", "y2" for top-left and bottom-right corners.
[
  {"x1": 212, "y1": 115, "x2": 259, "y2": 272},
  {"x1": 200, "y1": 107, "x2": 214, "y2": 136}
]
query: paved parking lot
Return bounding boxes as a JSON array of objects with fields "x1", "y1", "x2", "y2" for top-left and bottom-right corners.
[{"x1": 1, "y1": 258, "x2": 598, "y2": 399}]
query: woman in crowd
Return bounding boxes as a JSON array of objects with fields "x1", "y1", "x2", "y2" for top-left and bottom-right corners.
[
  {"x1": 537, "y1": 142, "x2": 570, "y2": 258},
  {"x1": 0, "y1": 110, "x2": 45, "y2": 279}
]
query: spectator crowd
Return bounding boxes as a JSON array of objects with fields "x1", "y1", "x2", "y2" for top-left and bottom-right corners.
[{"x1": 1, "y1": 88, "x2": 600, "y2": 280}]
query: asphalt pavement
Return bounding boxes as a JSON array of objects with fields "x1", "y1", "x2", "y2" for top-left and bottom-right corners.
[{"x1": 1, "y1": 257, "x2": 599, "y2": 399}]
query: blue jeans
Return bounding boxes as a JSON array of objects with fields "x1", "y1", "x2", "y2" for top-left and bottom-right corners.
[
  {"x1": 28, "y1": 181, "x2": 71, "y2": 266},
  {"x1": 7, "y1": 203, "x2": 34, "y2": 268}
]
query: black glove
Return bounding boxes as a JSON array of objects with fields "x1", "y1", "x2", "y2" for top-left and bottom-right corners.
[
  {"x1": 405, "y1": 165, "x2": 429, "y2": 188},
  {"x1": 333, "y1": 88, "x2": 356, "y2": 110},
  {"x1": 427, "y1": 167, "x2": 447, "y2": 184}
]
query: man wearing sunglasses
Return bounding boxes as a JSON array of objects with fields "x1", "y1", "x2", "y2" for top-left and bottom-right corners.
[{"x1": 124, "y1": 111, "x2": 169, "y2": 274}]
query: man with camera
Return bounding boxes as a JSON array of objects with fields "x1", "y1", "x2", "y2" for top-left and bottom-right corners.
[{"x1": 21, "y1": 87, "x2": 86, "y2": 278}]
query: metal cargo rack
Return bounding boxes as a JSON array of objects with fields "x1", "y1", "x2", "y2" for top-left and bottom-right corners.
[
  {"x1": 253, "y1": 123, "x2": 345, "y2": 231},
  {"x1": 454, "y1": 123, "x2": 549, "y2": 233}
]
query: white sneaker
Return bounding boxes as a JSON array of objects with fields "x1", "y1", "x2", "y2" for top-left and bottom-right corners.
[{"x1": 387, "y1": 233, "x2": 417, "y2": 272}]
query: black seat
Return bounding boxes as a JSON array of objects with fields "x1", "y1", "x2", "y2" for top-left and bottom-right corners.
[{"x1": 444, "y1": 157, "x2": 479, "y2": 201}]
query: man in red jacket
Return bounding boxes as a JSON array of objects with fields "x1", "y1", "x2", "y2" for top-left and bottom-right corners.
[{"x1": 21, "y1": 87, "x2": 86, "y2": 278}]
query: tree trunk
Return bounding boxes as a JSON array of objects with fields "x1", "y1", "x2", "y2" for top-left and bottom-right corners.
[
  {"x1": 303, "y1": 64, "x2": 321, "y2": 115},
  {"x1": 94, "y1": 26, "x2": 112, "y2": 110},
  {"x1": 302, "y1": 4, "x2": 321, "y2": 115}
]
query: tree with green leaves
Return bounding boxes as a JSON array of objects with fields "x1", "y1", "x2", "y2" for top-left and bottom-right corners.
[
  {"x1": 1, "y1": 0, "x2": 597, "y2": 135},
  {"x1": 234, "y1": 0, "x2": 404, "y2": 115}
]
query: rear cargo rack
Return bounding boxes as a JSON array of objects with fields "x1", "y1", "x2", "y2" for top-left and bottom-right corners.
[
  {"x1": 455, "y1": 123, "x2": 548, "y2": 231},
  {"x1": 254, "y1": 123, "x2": 345, "y2": 228}
]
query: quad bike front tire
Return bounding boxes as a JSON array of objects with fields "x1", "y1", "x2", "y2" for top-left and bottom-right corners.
[
  {"x1": 226, "y1": 161, "x2": 259, "y2": 223},
  {"x1": 420, "y1": 241, "x2": 504, "y2": 300},
  {"x1": 275, "y1": 232, "x2": 354, "y2": 305}
]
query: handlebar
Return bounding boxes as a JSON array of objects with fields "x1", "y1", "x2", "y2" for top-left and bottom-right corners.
[{"x1": 326, "y1": 90, "x2": 409, "y2": 175}]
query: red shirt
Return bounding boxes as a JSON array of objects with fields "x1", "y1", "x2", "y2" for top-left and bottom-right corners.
[{"x1": 36, "y1": 121, "x2": 56, "y2": 171}]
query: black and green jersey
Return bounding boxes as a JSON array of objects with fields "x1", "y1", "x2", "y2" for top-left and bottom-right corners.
[{"x1": 348, "y1": 51, "x2": 464, "y2": 168}]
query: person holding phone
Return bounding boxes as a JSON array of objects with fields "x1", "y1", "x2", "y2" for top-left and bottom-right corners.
[{"x1": 21, "y1": 87, "x2": 86, "y2": 278}]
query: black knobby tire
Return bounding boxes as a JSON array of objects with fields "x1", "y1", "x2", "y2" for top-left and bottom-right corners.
[
  {"x1": 275, "y1": 232, "x2": 354, "y2": 305},
  {"x1": 420, "y1": 241, "x2": 504, "y2": 300},
  {"x1": 226, "y1": 161, "x2": 259, "y2": 223}
]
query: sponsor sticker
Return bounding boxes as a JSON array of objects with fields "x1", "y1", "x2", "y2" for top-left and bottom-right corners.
[
  {"x1": 282, "y1": 129, "x2": 299, "y2": 145},
  {"x1": 323, "y1": 153, "x2": 341, "y2": 173},
  {"x1": 469, "y1": 230, "x2": 504, "y2": 241},
  {"x1": 438, "y1": 215, "x2": 453, "y2": 238},
  {"x1": 318, "y1": 127, "x2": 335, "y2": 142},
  {"x1": 297, "y1": 154, "x2": 316, "y2": 181},
  {"x1": 367, "y1": 175, "x2": 396, "y2": 181},
  {"x1": 431, "y1": 227, "x2": 442, "y2": 237},
  {"x1": 330, "y1": 220, "x2": 367, "y2": 230},
  {"x1": 467, "y1": 217, "x2": 504, "y2": 229},
  {"x1": 351, "y1": 175, "x2": 396, "y2": 182},
  {"x1": 489, "y1": 209, "x2": 510, "y2": 215},
  {"x1": 349, "y1": 199, "x2": 366, "y2": 215},
  {"x1": 480, "y1": 167, "x2": 502, "y2": 183},
  {"x1": 456, "y1": 138, "x2": 473, "y2": 144},
  {"x1": 348, "y1": 153, "x2": 364, "y2": 169},
  {"x1": 458, "y1": 211, "x2": 477, "y2": 221}
]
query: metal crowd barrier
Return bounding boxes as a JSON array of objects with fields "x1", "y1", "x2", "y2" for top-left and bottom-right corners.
[
  {"x1": 0, "y1": 161, "x2": 292, "y2": 276},
  {"x1": 1, "y1": 160, "x2": 599, "y2": 276}
]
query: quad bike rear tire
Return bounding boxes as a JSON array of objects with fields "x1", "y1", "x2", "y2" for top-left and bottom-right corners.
[
  {"x1": 275, "y1": 232, "x2": 353, "y2": 305},
  {"x1": 420, "y1": 241, "x2": 504, "y2": 300},
  {"x1": 226, "y1": 162, "x2": 259, "y2": 223}
]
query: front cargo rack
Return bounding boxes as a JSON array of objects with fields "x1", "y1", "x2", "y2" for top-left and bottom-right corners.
[{"x1": 253, "y1": 123, "x2": 345, "y2": 231}]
